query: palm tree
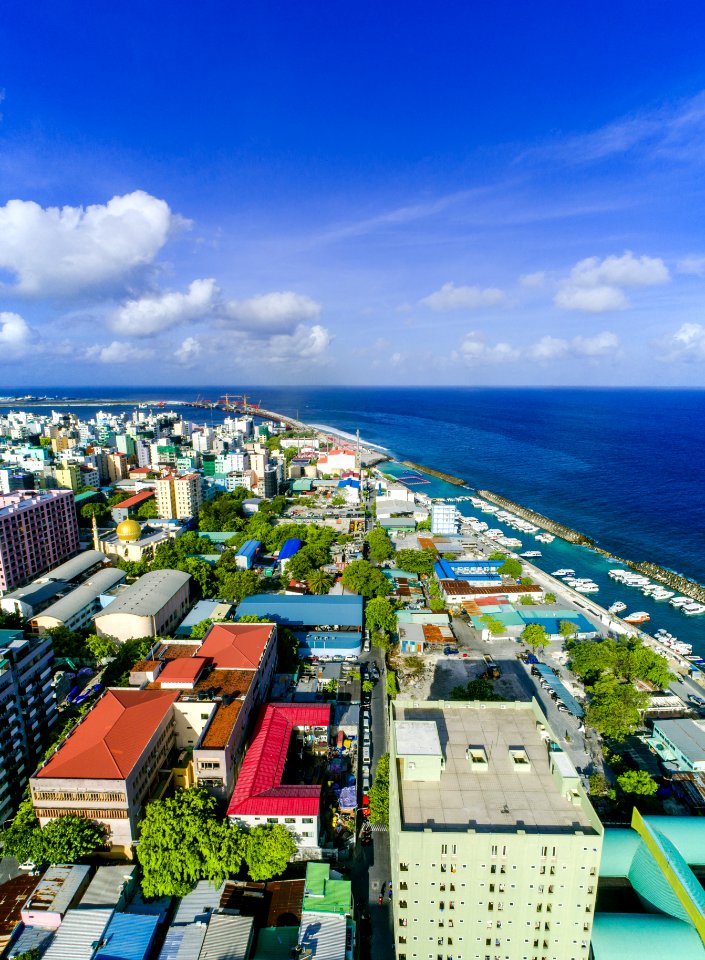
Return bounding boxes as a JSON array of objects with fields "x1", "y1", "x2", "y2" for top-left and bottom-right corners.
[{"x1": 307, "y1": 570, "x2": 333, "y2": 595}]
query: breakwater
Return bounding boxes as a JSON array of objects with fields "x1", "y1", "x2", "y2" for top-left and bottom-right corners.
[
  {"x1": 477, "y1": 490, "x2": 595, "y2": 546},
  {"x1": 592, "y1": 549, "x2": 705, "y2": 604},
  {"x1": 401, "y1": 461, "x2": 466, "y2": 486}
]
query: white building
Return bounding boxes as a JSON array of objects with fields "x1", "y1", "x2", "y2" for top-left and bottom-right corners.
[{"x1": 431, "y1": 502, "x2": 458, "y2": 536}]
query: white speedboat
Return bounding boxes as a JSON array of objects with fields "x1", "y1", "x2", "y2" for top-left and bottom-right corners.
[
  {"x1": 671, "y1": 597, "x2": 691, "y2": 608},
  {"x1": 552, "y1": 569, "x2": 575, "y2": 577},
  {"x1": 574, "y1": 582, "x2": 599, "y2": 594},
  {"x1": 608, "y1": 601, "x2": 627, "y2": 614},
  {"x1": 624, "y1": 611, "x2": 651, "y2": 623},
  {"x1": 521, "y1": 551, "x2": 542, "y2": 558},
  {"x1": 683, "y1": 603, "x2": 705, "y2": 616}
]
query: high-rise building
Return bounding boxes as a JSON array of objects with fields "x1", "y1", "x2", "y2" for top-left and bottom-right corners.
[
  {"x1": 154, "y1": 473, "x2": 203, "y2": 520},
  {"x1": 0, "y1": 628, "x2": 56, "y2": 822},
  {"x1": 107, "y1": 453, "x2": 129, "y2": 483},
  {"x1": 431, "y1": 502, "x2": 458, "y2": 536},
  {"x1": 54, "y1": 463, "x2": 82, "y2": 493},
  {"x1": 0, "y1": 491, "x2": 80, "y2": 593},
  {"x1": 389, "y1": 699, "x2": 603, "y2": 960}
]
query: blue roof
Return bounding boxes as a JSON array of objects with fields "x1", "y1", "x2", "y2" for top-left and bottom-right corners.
[
  {"x1": 96, "y1": 913, "x2": 160, "y2": 960},
  {"x1": 434, "y1": 559, "x2": 501, "y2": 582},
  {"x1": 533, "y1": 663, "x2": 584, "y2": 717},
  {"x1": 236, "y1": 539, "x2": 261, "y2": 558},
  {"x1": 591, "y1": 914, "x2": 704, "y2": 960},
  {"x1": 238, "y1": 593, "x2": 363, "y2": 627},
  {"x1": 520, "y1": 610, "x2": 596, "y2": 634},
  {"x1": 278, "y1": 538, "x2": 303, "y2": 561}
]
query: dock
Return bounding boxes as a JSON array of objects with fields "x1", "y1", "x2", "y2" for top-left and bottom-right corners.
[
  {"x1": 400, "y1": 461, "x2": 466, "y2": 486},
  {"x1": 477, "y1": 490, "x2": 594, "y2": 545}
]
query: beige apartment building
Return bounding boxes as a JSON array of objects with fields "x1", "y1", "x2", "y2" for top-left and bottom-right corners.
[
  {"x1": 389, "y1": 699, "x2": 603, "y2": 960},
  {"x1": 154, "y1": 473, "x2": 202, "y2": 519}
]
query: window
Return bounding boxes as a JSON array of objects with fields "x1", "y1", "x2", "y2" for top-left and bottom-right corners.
[{"x1": 285, "y1": 817, "x2": 296, "y2": 823}]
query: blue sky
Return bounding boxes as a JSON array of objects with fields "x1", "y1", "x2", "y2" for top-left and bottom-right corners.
[{"x1": 2, "y1": 1, "x2": 705, "y2": 386}]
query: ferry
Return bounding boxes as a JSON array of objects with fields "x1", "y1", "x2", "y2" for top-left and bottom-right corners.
[
  {"x1": 574, "y1": 581, "x2": 599, "y2": 594},
  {"x1": 552, "y1": 569, "x2": 575, "y2": 577},
  {"x1": 623, "y1": 611, "x2": 651, "y2": 623},
  {"x1": 520, "y1": 551, "x2": 542, "y2": 558},
  {"x1": 670, "y1": 596, "x2": 691, "y2": 608},
  {"x1": 682, "y1": 603, "x2": 705, "y2": 616},
  {"x1": 608, "y1": 601, "x2": 627, "y2": 614},
  {"x1": 650, "y1": 589, "x2": 674, "y2": 601}
]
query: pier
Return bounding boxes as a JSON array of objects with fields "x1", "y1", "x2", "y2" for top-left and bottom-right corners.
[
  {"x1": 477, "y1": 490, "x2": 594, "y2": 545},
  {"x1": 401, "y1": 460, "x2": 466, "y2": 486}
]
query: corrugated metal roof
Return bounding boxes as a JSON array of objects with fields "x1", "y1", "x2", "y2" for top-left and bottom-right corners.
[
  {"x1": 252, "y1": 927, "x2": 299, "y2": 960},
  {"x1": 172, "y1": 882, "x2": 223, "y2": 926},
  {"x1": 278, "y1": 539, "x2": 302, "y2": 562},
  {"x1": 298, "y1": 912, "x2": 347, "y2": 960},
  {"x1": 78, "y1": 867, "x2": 137, "y2": 910},
  {"x1": 6, "y1": 925, "x2": 55, "y2": 959},
  {"x1": 159, "y1": 925, "x2": 208, "y2": 960},
  {"x1": 42, "y1": 908, "x2": 113, "y2": 960},
  {"x1": 24, "y1": 866, "x2": 91, "y2": 917},
  {"x1": 95, "y1": 912, "x2": 159, "y2": 960},
  {"x1": 198, "y1": 914, "x2": 253, "y2": 960},
  {"x1": 237, "y1": 594, "x2": 363, "y2": 628},
  {"x1": 45, "y1": 551, "x2": 106, "y2": 583},
  {"x1": 95, "y1": 570, "x2": 190, "y2": 618},
  {"x1": 235, "y1": 540, "x2": 260, "y2": 559},
  {"x1": 35, "y1": 569, "x2": 126, "y2": 625}
]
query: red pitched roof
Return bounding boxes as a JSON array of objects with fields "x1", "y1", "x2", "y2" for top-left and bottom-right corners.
[
  {"x1": 227, "y1": 704, "x2": 330, "y2": 818},
  {"x1": 112, "y1": 490, "x2": 155, "y2": 509},
  {"x1": 37, "y1": 689, "x2": 179, "y2": 780},
  {"x1": 198, "y1": 623, "x2": 274, "y2": 670},
  {"x1": 158, "y1": 657, "x2": 207, "y2": 685}
]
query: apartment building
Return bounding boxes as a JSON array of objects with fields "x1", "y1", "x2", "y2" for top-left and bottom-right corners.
[
  {"x1": 0, "y1": 629, "x2": 56, "y2": 823},
  {"x1": 0, "y1": 490, "x2": 80, "y2": 594},
  {"x1": 154, "y1": 473, "x2": 202, "y2": 520},
  {"x1": 388, "y1": 699, "x2": 603, "y2": 960},
  {"x1": 431, "y1": 502, "x2": 458, "y2": 536}
]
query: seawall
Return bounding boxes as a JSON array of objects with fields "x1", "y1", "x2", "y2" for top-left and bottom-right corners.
[
  {"x1": 401, "y1": 461, "x2": 466, "y2": 486},
  {"x1": 476, "y1": 490, "x2": 595, "y2": 546}
]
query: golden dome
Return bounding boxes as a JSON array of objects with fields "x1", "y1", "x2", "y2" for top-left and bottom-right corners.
[{"x1": 116, "y1": 518, "x2": 142, "y2": 542}]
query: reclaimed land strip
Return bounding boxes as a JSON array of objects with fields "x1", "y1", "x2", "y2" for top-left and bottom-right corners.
[
  {"x1": 401, "y1": 460, "x2": 466, "y2": 486},
  {"x1": 477, "y1": 489, "x2": 594, "y2": 545}
]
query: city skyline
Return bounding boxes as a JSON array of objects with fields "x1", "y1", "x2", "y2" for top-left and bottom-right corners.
[{"x1": 2, "y1": 4, "x2": 705, "y2": 385}]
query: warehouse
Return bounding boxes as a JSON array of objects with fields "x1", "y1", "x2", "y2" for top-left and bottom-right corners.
[
  {"x1": 95, "y1": 570, "x2": 191, "y2": 642},
  {"x1": 236, "y1": 594, "x2": 363, "y2": 659},
  {"x1": 31, "y1": 568, "x2": 126, "y2": 632}
]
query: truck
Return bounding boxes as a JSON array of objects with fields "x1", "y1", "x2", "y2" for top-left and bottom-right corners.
[{"x1": 482, "y1": 654, "x2": 501, "y2": 680}]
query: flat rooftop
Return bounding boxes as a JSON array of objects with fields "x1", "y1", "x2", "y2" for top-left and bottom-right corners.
[{"x1": 393, "y1": 701, "x2": 595, "y2": 834}]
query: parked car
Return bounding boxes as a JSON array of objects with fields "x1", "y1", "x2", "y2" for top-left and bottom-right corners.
[
  {"x1": 690, "y1": 695, "x2": 705, "y2": 708},
  {"x1": 444, "y1": 646, "x2": 459, "y2": 656}
]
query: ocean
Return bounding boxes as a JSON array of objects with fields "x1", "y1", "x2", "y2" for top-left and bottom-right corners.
[{"x1": 4, "y1": 386, "x2": 705, "y2": 649}]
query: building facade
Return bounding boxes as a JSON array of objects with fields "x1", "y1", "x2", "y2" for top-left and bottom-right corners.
[
  {"x1": 94, "y1": 569, "x2": 191, "y2": 642},
  {"x1": 0, "y1": 491, "x2": 80, "y2": 594},
  {"x1": 431, "y1": 503, "x2": 458, "y2": 536},
  {"x1": 154, "y1": 473, "x2": 202, "y2": 520},
  {"x1": 388, "y1": 699, "x2": 603, "y2": 960}
]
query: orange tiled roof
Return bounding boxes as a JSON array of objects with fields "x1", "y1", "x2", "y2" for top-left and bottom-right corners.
[{"x1": 197, "y1": 623, "x2": 274, "y2": 670}]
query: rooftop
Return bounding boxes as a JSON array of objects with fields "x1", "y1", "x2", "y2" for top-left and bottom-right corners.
[
  {"x1": 392, "y1": 700, "x2": 596, "y2": 834},
  {"x1": 158, "y1": 657, "x2": 207, "y2": 686},
  {"x1": 37, "y1": 689, "x2": 179, "y2": 780},
  {"x1": 95, "y1": 569, "x2": 190, "y2": 618},
  {"x1": 220, "y1": 879, "x2": 305, "y2": 928},
  {"x1": 440, "y1": 580, "x2": 543, "y2": 596},
  {"x1": 654, "y1": 718, "x2": 705, "y2": 763},
  {"x1": 112, "y1": 490, "x2": 155, "y2": 510},
  {"x1": 227, "y1": 704, "x2": 330, "y2": 818},
  {"x1": 33, "y1": 568, "x2": 125, "y2": 624},
  {"x1": 197, "y1": 623, "x2": 274, "y2": 670},
  {"x1": 236, "y1": 594, "x2": 363, "y2": 628},
  {"x1": 302, "y1": 863, "x2": 351, "y2": 916}
]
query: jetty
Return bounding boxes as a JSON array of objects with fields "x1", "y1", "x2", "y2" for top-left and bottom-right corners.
[
  {"x1": 401, "y1": 461, "x2": 466, "y2": 486},
  {"x1": 477, "y1": 490, "x2": 594, "y2": 545}
]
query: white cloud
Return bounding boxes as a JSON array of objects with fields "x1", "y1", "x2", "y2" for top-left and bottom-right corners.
[
  {"x1": 263, "y1": 324, "x2": 332, "y2": 363},
  {"x1": 519, "y1": 271, "x2": 546, "y2": 288},
  {"x1": 224, "y1": 291, "x2": 321, "y2": 333},
  {"x1": 174, "y1": 336, "x2": 202, "y2": 365},
  {"x1": 0, "y1": 311, "x2": 31, "y2": 359},
  {"x1": 554, "y1": 285, "x2": 628, "y2": 313},
  {"x1": 85, "y1": 340, "x2": 155, "y2": 364},
  {"x1": 0, "y1": 191, "x2": 184, "y2": 297},
  {"x1": 110, "y1": 279, "x2": 217, "y2": 337},
  {"x1": 658, "y1": 322, "x2": 705, "y2": 362},
  {"x1": 572, "y1": 331, "x2": 621, "y2": 357},
  {"x1": 528, "y1": 335, "x2": 569, "y2": 361},
  {"x1": 677, "y1": 256, "x2": 705, "y2": 276},
  {"x1": 389, "y1": 352, "x2": 403, "y2": 366},
  {"x1": 454, "y1": 331, "x2": 519, "y2": 365},
  {"x1": 420, "y1": 282, "x2": 505, "y2": 311},
  {"x1": 555, "y1": 251, "x2": 669, "y2": 312}
]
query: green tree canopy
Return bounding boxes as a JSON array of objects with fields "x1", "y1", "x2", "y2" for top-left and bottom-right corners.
[
  {"x1": 393, "y1": 549, "x2": 437, "y2": 576},
  {"x1": 285, "y1": 548, "x2": 318, "y2": 583},
  {"x1": 366, "y1": 527, "x2": 394, "y2": 564},
  {"x1": 136, "y1": 499, "x2": 158, "y2": 519},
  {"x1": 479, "y1": 614, "x2": 505, "y2": 636},
  {"x1": 1, "y1": 800, "x2": 106, "y2": 865},
  {"x1": 197, "y1": 490, "x2": 248, "y2": 532},
  {"x1": 365, "y1": 597, "x2": 398, "y2": 635},
  {"x1": 85, "y1": 633, "x2": 118, "y2": 661},
  {"x1": 617, "y1": 769, "x2": 658, "y2": 796},
  {"x1": 307, "y1": 569, "x2": 333, "y2": 595},
  {"x1": 585, "y1": 676, "x2": 649, "y2": 741},
  {"x1": 243, "y1": 824, "x2": 296, "y2": 881},
  {"x1": 449, "y1": 678, "x2": 506, "y2": 701},
  {"x1": 80, "y1": 502, "x2": 109, "y2": 523},
  {"x1": 216, "y1": 569, "x2": 261, "y2": 604},
  {"x1": 189, "y1": 617, "x2": 226, "y2": 641},
  {"x1": 570, "y1": 638, "x2": 675, "y2": 689},
  {"x1": 137, "y1": 788, "x2": 245, "y2": 897},
  {"x1": 520, "y1": 622, "x2": 549, "y2": 652},
  {"x1": 498, "y1": 558, "x2": 522, "y2": 579},
  {"x1": 559, "y1": 620, "x2": 578, "y2": 639},
  {"x1": 341, "y1": 560, "x2": 392, "y2": 598},
  {"x1": 369, "y1": 754, "x2": 389, "y2": 827}
]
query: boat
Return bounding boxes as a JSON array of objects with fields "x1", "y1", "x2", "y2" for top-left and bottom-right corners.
[
  {"x1": 521, "y1": 551, "x2": 542, "y2": 558},
  {"x1": 574, "y1": 582, "x2": 599, "y2": 593},
  {"x1": 670, "y1": 596, "x2": 691, "y2": 608},
  {"x1": 682, "y1": 603, "x2": 705, "y2": 616},
  {"x1": 608, "y1": 601, "x2": 627, "y2": 614},
  {"x1": 552, "y1": 569, "x2": 575, "y2": 577},
  {"x1": 535, "y1": 532, "x2": 555, "y2": 543},
  {"x1": 624, "y1": 611, "x2": 651, "y2": 623},
  {"x1": 650, "y1": 589, "x2": 674, "y2": 601}
]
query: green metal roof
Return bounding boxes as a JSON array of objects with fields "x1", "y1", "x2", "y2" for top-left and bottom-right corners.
[
  {"x1": 252, "y1": 927, "x2": 299, "y2": 960},
  {"x1": 302, "y1": 863, "x2": 351, "y2": 916},
  {"x1": 600, "y1": 829, "x2": 640, "y2": 877},
  {"x1": 74, "y1": 490, "x2": 100, "y2": 503},
  {"x1": 591, "y1": 914, "x2": 704, "y2": 960},
  {"x1": 603, "y1": 818, "x2": 705, "y2": 877}
]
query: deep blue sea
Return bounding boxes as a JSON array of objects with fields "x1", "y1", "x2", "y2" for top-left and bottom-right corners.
[{"x1": 5, "y1": 386, "x2": 705, "y2": 649}]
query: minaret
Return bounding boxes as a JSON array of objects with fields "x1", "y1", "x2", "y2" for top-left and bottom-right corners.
[{"x1": 92, "y1": 513, "x2": 100, "y2": 551}]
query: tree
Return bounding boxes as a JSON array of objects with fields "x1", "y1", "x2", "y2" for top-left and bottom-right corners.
[
  {"x1": 545, "y1": 593, "x2": 556, "y2": 603},
  {"x1": 0, "y1": 799, "x2": 46, "y2": 864},
  {"x1": 479, "y1": 614, "x2": 504, "y2": 636},
  {"x1": 216, "y1": 569, "x2": 261, "y2": 604},
  {"x1": 386, "y1": 669, "x2": 398, "y2": 698},
  {"x1": 183, "y1": 558, "x2": 216, "y2": 598},
  {"x1": 393, "y1": 549, "x2": 437, "y2": 576},
  {"x1": 42, "y1": 816, "x2": 107, "y2": 863},
  {"x1": 362, "y1": 679, "x2": 374, "y2": 693},
  {"x1": 617, "y1": 769, "x2": 658, "y2": 797},
  {"x1": 307, "y1": 570, "x2": 333, "y2": 595},
  {"x1": 369, "y1": 754, "x2": 389, "y2": 827},
  {"x1": 243, "y1": 824, "x2": 295, "y2": 881},
  {"x1": 285, "y1": 549, "x2": 317, "y2": 582},
  {"x1": 488, "y1": 552, "x2": 507, "y2": 561},
  {"x1": 366, "y1": 527, "x2": 394, "y2": 564},
  {"x1": 137, "y1": 788, "x2": 245, "y2": 897},
  {"x1": 45, "y1": 626, "x2": 90, "y2": 660},
  {"x1": 341, "y1": 560, "x2": 392, "y2": 598},
  {"x1": 450, "y1": 678, "x2": 506, "y2": 701},
  {"x1": 519, "y1": 596, "x2": 535, "y2": 606},
  {"x1": 588, "y1": 772, "x2": 609, "y2": 796},
  {"x1": 85, "y1": 633, "x2": 118, "y2": 661},
  {"x1": 498, "y1": 558, "x2": 522, "y2": 579},
  {"x1": 136, "y1": 499, "x2": 158, "y2": 519},
  {"x1": 559, "y1": 620, "x2": 578, "y2": 641},
  {"x1": 585, "y1": 676, "x2": 649, "y2": 741},
  {"x1": 189, "y1": 618, "x2": 226, "y2": 641},
  {"x1": 278, "y1": 627, "x2": 300, "y2": 672},
  {"x1": 520, "y1": 623, "x2": 549, "y2": 652},
  {"x1": 80, "y1": 502, "x2": 109, "y2": 523},
  {"x1": 365, "y1": 597, "x2": 398, "y2": 635}
]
